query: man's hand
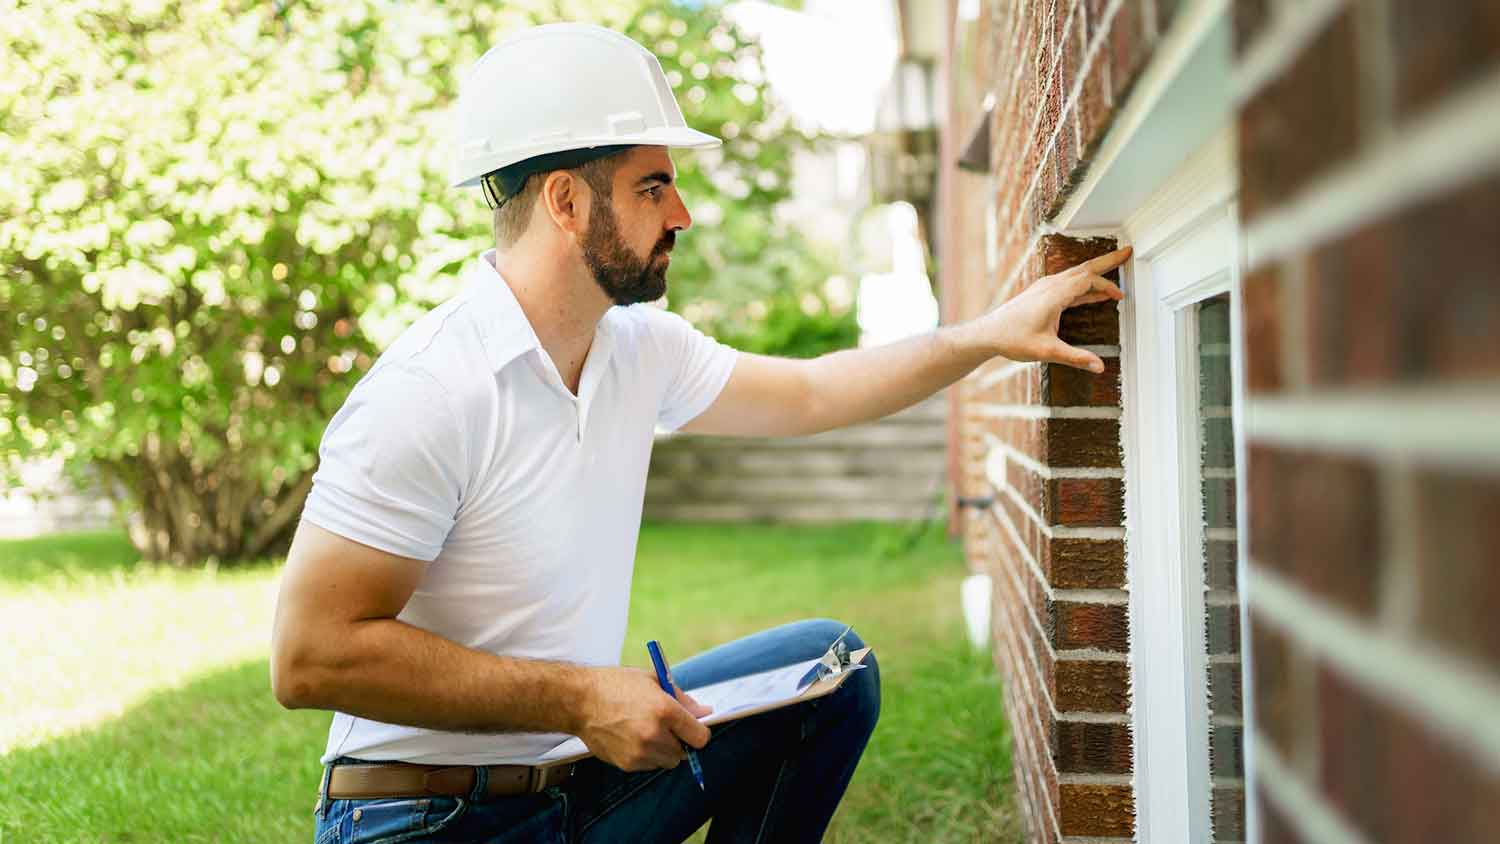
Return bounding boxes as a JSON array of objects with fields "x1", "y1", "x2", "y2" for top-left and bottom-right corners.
[
  {"x1": 982, "y1": 245, "x2": 1130, "y2": 373},
  {"x1": 578, "y1": 666, "x2": 713, "y2": 772}
]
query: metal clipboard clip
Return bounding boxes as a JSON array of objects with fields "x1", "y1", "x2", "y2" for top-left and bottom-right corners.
[{"x1": 795, "y1": 625, "x2": 865, "y2": 693}]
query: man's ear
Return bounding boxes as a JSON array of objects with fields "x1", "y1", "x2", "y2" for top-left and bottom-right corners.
[{"x1": 539, "y1": 170, "x2": 588, "y2": 239}]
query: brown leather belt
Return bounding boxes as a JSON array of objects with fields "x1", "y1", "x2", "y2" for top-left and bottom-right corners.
[{"x1": 327, "y1": 760, "x2": 576, "y2": 800}]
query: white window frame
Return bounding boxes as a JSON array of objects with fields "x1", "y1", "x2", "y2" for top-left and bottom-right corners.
[{"x1": 1116, "y1": 127, "x2": 1249, "y2": 843}]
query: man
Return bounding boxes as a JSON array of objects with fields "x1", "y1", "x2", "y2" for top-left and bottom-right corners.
[{"x1": 271, "y1": 22, "x2": 1127, "y2": 844}]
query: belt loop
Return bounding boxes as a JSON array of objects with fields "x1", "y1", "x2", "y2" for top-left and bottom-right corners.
[
  {"x1": 316, "y1": 764, "x2": 334, "y2": 820},
  {"x1": 467, "y1": 764, "x2": 489, "y2": 803}
]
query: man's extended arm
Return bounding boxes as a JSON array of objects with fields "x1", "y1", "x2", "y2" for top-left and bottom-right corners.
[
  {"x1": 270, "y1": 520, "x2": 709, "y2": 771},
  {"x1": 681, "y1": 246, "x2": 1130, "y2": 438}
]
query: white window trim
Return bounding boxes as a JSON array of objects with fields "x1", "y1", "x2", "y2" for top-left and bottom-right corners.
[{"x1": 1116, "y1": 128, "x2": 1249, "y2": 844}]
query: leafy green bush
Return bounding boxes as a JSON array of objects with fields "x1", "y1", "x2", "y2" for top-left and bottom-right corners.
[{"x1": 0, "y1": 0, "x2": 849, "y2": 564}]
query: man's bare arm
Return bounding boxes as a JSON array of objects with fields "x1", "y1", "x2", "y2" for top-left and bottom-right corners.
[
  {"x1": 682, "y1": 246, "x2": 1130, "y2": 438},
  {"x1": 270, "y1": 520, "x2": 709, "y2": 770}
]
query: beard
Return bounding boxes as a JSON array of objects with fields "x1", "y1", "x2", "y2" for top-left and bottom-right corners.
[{"x1": 579, "y1": 201, "x2": 674, "y2": 306}]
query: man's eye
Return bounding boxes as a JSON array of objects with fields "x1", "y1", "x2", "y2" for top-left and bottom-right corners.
[{"x1": 645, "y1": 186, "x2": 662, "y2": 198}]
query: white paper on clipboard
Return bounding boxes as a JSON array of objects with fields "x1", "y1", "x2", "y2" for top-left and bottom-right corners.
[{"x1": 535, "y1": 645, "x2": 871, "y2": 767}]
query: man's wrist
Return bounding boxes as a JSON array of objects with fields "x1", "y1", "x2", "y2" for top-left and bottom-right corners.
[
  {"x1": 941, "y1": 312, "x2": 1007, "y2": 363},
  {"x1": 560, "y1": 664, "x2": 598, "y2": 737}
]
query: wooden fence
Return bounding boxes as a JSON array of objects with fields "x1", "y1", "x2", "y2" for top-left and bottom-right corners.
[
  {"x1": 1, "y1": 459, "x2": 117, "y2": 539},
  {"x1": 644, "y1": 394, "x2": 948, "y2": 522}
]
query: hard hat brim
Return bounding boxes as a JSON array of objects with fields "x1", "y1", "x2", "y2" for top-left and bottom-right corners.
[{"x1": 451, "y1": 127, "x2": 723, "y2": 189}]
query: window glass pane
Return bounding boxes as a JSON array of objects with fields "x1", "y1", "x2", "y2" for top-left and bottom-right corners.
[{"x1": 1197, "y1": 293, "x2": 1244, "y2": 842}]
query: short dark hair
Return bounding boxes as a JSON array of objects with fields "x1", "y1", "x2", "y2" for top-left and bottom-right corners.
[{"x1": 492, "y1": 151, "x2": 631, "y2": 247}]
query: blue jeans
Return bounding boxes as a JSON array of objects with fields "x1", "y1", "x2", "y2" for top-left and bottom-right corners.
[{"x1": 313, "y1": 619, "x2": 880, "y2": 844}]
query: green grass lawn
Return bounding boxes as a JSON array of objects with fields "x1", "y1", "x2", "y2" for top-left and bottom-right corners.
[{"x1": 0, "y1": 522, "x2": 1019, "y2": 843}]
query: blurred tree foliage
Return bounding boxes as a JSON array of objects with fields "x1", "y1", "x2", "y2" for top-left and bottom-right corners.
[{"x1": 0, "y1": 0, "x2": 853, "y2": 564}]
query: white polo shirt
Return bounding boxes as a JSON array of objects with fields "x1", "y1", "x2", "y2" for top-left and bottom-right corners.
[{"x1": 301, "y1": 249, "x2": 737, "y2": 765}]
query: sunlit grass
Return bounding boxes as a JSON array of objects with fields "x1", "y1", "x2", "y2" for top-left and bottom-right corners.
[
  {"x1": 0, "y1": 522, "x2": 1019, "y2": 843},
  {"x1": 0, "y1": 534, "x2": 281, "y2": 754}
]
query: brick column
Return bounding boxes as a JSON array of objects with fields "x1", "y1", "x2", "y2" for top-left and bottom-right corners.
[{"x1": 962, "y1": 234, "x2": 1133, "y2": 843}]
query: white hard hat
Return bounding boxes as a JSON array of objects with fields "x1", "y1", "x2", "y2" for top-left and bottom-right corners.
[{"x1": 450, "y1": 23, "x2": 722, "y2": 190}]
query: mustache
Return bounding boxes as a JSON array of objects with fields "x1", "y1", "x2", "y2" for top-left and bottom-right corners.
[{"x1": 654, "y1": 232, "x2": 675, "y2": 255}]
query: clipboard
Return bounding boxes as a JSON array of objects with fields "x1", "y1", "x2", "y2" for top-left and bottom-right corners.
[{"x1": 534, "y1": 639, "x2": 873, "y2": 770}]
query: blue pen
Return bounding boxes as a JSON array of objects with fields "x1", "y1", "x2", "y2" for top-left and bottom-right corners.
[{"x1": 646, "y1": 640, "x2": 706, "y2": 790}]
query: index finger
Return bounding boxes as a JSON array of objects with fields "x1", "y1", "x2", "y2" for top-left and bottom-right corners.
[
  {"x1": 1082, "y1": 245, "x2": 1133, "y2": 275},
  {"x1": 669, "y1": 703, "x2": 712, "y2": 749}
]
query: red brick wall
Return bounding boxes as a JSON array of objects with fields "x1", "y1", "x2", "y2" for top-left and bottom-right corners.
[
  {"x1": 1235, "y1": 2, "x2": 1500, "y2": 842},
  {"x1": 943, "y1": 1, "x2": 1184, "y2": 840},
  {"x1": 943, "y1": 1, "x2": 1499, "y2": 842}
]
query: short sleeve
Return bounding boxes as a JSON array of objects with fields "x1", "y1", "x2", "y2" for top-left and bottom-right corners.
[
  {"x1": 300, "y1": 366, "x2": 467, "y2": 561},
  {"x1": 648, "y1": 308, "x2": 739, "y2": 432}
]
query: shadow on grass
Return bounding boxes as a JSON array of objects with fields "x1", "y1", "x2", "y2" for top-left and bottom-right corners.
[{"x1": 0, "y1": 657, "x2": 330, "y2": 844}]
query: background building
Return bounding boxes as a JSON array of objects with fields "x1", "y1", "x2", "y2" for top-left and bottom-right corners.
[{"x1": 941, "y1": 1, "x2": 1500, "y2": 842}]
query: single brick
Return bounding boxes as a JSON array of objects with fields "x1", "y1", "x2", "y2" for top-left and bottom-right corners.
[
  {"x1": 1050, "y1": 477, "x2": 1125, "y2": 526},
  {"x1": 1201, "y1": 477, "x2": 1237, "y2": 529},
  {"x1": 1238, "y1": 8, "x2": 1360, "y2": 222},
  {"x1": 1201, "y1": 416, "x2": 1235, "y2": 470},
  {"x1": 1043, "y1": 358, "x2": 1121, "y2": 406},
  {"x1": 1210, "y1": 723, "x2": 1245, "y2": 778},
  {"x1": 1059, "y1": 783, "x2": 1135, "y2": 837},
  {"x1": 1306, "y1": 222, "x2": 1400, "y2": 385},
  {"x1": 1413, "y1": 469, "x2": 1500, "y2": 668},
  {"x1": 1209, "y1": 660, "x2": 1243, "y2": 716},
  {"x1": 1055, "y1": 658, "x2": 1130, "y2": 713},
  {"x1": 1199, "y1": 347, "x2": 1233, "y2": 407},
  {"x1": 1048, "y1": 417, "x2": 1122, "y2": 469},
  {"x1": 1393, "y1": 175, "x2": 1500, "y2": 380},
  {"x1": 1390, "y1": 1, "x2": 1500, "y2": 119},
  {"x1": 1247, "y1": 446, "x2": 1381, "y2": 617},
  {"x1": 1205, "y1": 537, "x2": 1238, "y2": 590},
  {"x1": 1047, "y1": 537, "x2": 1127, "y2": 589},
  {"x1": 1212, "y1": 786, "x2": 1247, "y2": 841},
  {"x1": 1206, "y1": 603, "x2": 1241, "y2": 654},
  {"x1": 985, "y1": 416, "x2": 1121, "y2": 469},
  {"x1": 1054, "y1": 600, "x2": 1129, "y2": 652},
  {"x1": 1056, "y1": 719, "x2": 1133, "y2": 774}
]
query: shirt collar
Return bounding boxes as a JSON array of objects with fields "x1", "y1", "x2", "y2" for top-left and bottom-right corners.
[
  {"x1": 464, "y1": 249, "x2": 544, "y2": 372},
  {"x1": 464, "y1": 249, "x2": 615, "y2": 380}
]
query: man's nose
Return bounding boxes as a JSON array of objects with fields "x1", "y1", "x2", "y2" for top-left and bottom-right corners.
[{"x1": 666, "y1": 189, "x2": 692, "y2": 232}]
